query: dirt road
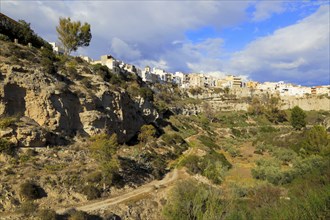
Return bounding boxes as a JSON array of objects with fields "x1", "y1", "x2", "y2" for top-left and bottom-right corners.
[
  {"x1": 56, "y1": 168, "x2": 188, "y2": 214},
  {"x1": 56, "y1": 128, "x2": 203, "y2": 214}
]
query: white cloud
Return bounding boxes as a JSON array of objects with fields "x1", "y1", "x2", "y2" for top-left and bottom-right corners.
[
  {"x1": 110, "y1": 38, "x2": 141, "y2": 61},
  {"x1": 252, "y1": 1, "x2": 285, "y2": 21},
  {"x1": 228, "y1": 5, "x2": 330, "y2": 85},
  {"x1": 1, "y1": 1, "x2": 250, "y2": 65},
  {"x1": 1, "y1": 1, "x2": 329, "y2": 85}
]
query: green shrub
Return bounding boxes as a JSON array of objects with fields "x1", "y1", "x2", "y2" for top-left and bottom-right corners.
[
  {"x1": 163, "y1": 180, "x2": 224, "y2": 220},
  {"x1": 81, "y1": 185, "x2": 101, "y2": 200},
  {"x1": 259, "y1": 126, "x2": 277, "y2": 133},
  {"x1": 67, "y1": 209, "x2": 89, "y2": 220},
  {"x1": 203, "y1": 161, "x2": 228, "y2": 184},
  {"x1": 162, "y1": 133, "x2": 188, "y2": 156},
  {"x1": 272, "y1": 148, "x2": 297, "y2": 163},
  {"x1": 38, "y1": 209, "x2": 57, "y2": 220},
  {"x1": 180, "y1": 155, "x2": 201, "y2": 174},
  {"x1": 181, "y1": 151, "x2": 231, "y2": 184},
  {"x1": 0, "y1": 117, "x2": 17, "y2": 129},
  {"x1": 293, "y1": 155, "x2": 326, "y2": 177},
  {"x1": 0, "y1": 34, "x2": 10, "y2": 41},
  {"x1": 89, "y1": 134, "x2": 120, "y2": 186},
  {"x1": 197, "y1": 135, "x2": 220, "y2": 149},
  {"x1": 204, "y1": 150, "x2": 232, "y2": 169},
  {"x1": 251, "y1": 159, "x2": 284, "y2": 184},
  {"x1": 0, "y1": 138, "x2": 15, "y2": 156},
  {"x1": 19, "y1": 181, "x2": 43, "y2": 200},
  {"x1": 227, "y1": 147, "x2": 240, "y2": 157},
  {"x1": 85, "y1": 171, "x2": 102, "y2": 183},
  {"x1": 139, "y1": 87, "x2": 154, "y2": 100},
  {"x1": 138, "y1": 124, "x2": 157, "y2": 144},
  {"x1": 26, "y1": 149, "x2": 38, "y2": 157},
  {"x1": 19, "y1": 201, "x2": 38, "y2": 217}
]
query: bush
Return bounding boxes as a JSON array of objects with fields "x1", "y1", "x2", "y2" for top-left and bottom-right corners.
[
  {"x1": 138, "y1": 124, "x2": 157, "y2": 144},
  {"x1": 203, "y1": 161, "x2": 227, "y2": 184},
  {"x1": 227, "y1": 147, "x2": 240, "y2": 158},
  {"x1": 181, "y1": 150, "x2": 231, "y2": 184},
  {"x1": 180, "y1": 155, "x2": 201, "y2": 174},
  {"x1": 163, "y1": 180, "x2": 224, "y2": 220},
  {"x1": 139, "y1": 87, "x2": 154, "y2": 100},
  {"x1": 293, "y1": 155, "x2": 326, "y2": 177},
  {"x1": 0, "y1": 34, "x2": 10, "y2": 41},
  {"x1": 19, "y1": 181, "x2": 43, "y2": 200},
  {"x1": 67, "y1": 209, "x2": 89, "y2": 220},
  {"x1": 0, "y1": 138, "x2": 15, "y2": 156},
  {"x1": 0, "y1": 117, "x2": 17, "y2": 129},
  {"x1": 302, "y1": 125, "x2": 329, "y2": 154},
  {"x1": 162, "y1": 133, "x2": 188, "y2": 156},
  {"x1": 19, "y1": 201, "x2": 38, "y2": 217},
  {"x1": 38, "y1": 209, "x2": 57, "y2": 220},
  {"x1": 197, "y1": 135, "x2": 220, "y2": 149},
  {"x1": 85, "y1": 171, "x2": 102, "y2": 183},
  {"x1": 272, "y1": 148, "x2": 297, "y2": 164},
  {"x1": 81, "y1": 185, "x2": 101, "y2": 200},
  {"x1": 89, "y1": 133, "x2": 121, "y2": 186},
  {"x1": 251, "y1": 159, "x2": 284, "y2": 184},
  {"x1": 259, "y1": 126, "x2": 277, "y2": 133},
  {"x1": 249, "y1": 184, "x2": 281, "y2": 208}
]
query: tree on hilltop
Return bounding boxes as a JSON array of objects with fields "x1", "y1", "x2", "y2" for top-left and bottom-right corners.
[{"x1": 56, "y1": 17, "x2": 91, "y2": 55}]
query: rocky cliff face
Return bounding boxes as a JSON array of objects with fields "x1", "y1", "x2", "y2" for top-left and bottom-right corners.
[
  {"x1": 0, "y1": 42, "x2": 159, "y2": 146},
  {"x1": 178, "y1": 90, "x2": 330, "y2": 115}
]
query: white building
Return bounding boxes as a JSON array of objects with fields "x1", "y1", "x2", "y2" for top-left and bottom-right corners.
[
  {"x1": 315, "y1": 86, "x2": 330, "y2": 95},
  {"x1": 79, "y1": 55, "x2": 93, "y2": 63},
  {"x1": 49, "y1": 42, "x2": 64, "y2": 54}
]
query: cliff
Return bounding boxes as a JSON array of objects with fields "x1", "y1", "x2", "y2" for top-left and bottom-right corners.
[
  {"x1": 172, "y1": 89, "x2": 330, "y2": 115},
  {"x1": 0, "y1": 41, "x2": 159, "y2": 146}
]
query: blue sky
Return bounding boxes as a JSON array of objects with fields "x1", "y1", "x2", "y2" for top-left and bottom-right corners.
[{"x1": 1, "y1": 1, "x2": 329, "y2": 86}]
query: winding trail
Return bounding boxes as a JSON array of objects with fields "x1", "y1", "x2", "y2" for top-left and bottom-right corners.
[
  {"x1": 56, "y1": 126, "x2": 203, "y2": 214},
  {"x1": 56, "y1": 168, "x2": 189, "y2": 214}
]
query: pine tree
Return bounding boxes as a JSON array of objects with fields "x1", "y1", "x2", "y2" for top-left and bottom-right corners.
[
  {"x1": 291, "y1": 106, "x2": 306, "y2": 130},
  {"x1": 56, "y1": 17, "x2": 91, "y2": 55}
]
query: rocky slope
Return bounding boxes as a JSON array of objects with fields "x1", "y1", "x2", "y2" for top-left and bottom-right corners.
[{"x1": 0, "y1": 41, "x2": 159, "y2": 147}]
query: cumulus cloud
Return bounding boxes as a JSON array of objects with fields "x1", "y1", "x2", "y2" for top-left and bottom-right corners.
[
  {"x1": 228, "y1": 5, "x2": 330, "y2": 85},
  {"x1": 1, "y1": 1, "x2": 328, "y2": 85},
  {"x1": 1, "y1": 1, "x2": 249, "y2": 63},
  {"x1": 110, "y1": 38, "x2": 141, "y2": 61},
  {"x1": 252, "y1": 1, "x2": 285, "y2": 21}
]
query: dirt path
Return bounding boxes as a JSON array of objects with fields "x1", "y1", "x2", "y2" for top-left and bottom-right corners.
[
  {"x1": 56, "y1": 168, "x2": 189, "y2": 214},
  {"x1": 57, "y1": 127, "x2": 205, "y2": 214}
]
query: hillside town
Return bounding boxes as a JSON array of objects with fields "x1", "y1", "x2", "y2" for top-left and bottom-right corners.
[{"x1": 71, "y1": 51, "x2": 329, "y2": 98}]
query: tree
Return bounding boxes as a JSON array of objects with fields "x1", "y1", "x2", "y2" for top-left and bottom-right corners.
[
  {"x1": 291, "y1": 106, "x2": 306, "y2": 130},
  {"x1": 299, "y1": 125, "x2": 330, "y2": 154},
  {"x1": 89, "y1": 134, "x2": 119, "y2": 185},
  {"x1": 56, "y1": 17, "x2": 91, "y2": 55}
]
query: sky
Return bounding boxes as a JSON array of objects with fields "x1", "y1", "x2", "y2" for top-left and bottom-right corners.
[{"x1": 0, "y1": 0, "x2": 329, "y2": 86}]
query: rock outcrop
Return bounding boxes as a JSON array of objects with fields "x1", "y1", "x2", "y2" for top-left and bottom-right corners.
[{"x1": 0, "y1": 42, "x2": 159, "y2": 146}]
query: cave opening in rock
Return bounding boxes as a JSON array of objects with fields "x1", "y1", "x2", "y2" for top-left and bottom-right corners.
[{"x1": 4, "y1": 83, "x2": 26, "y2": 116}]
